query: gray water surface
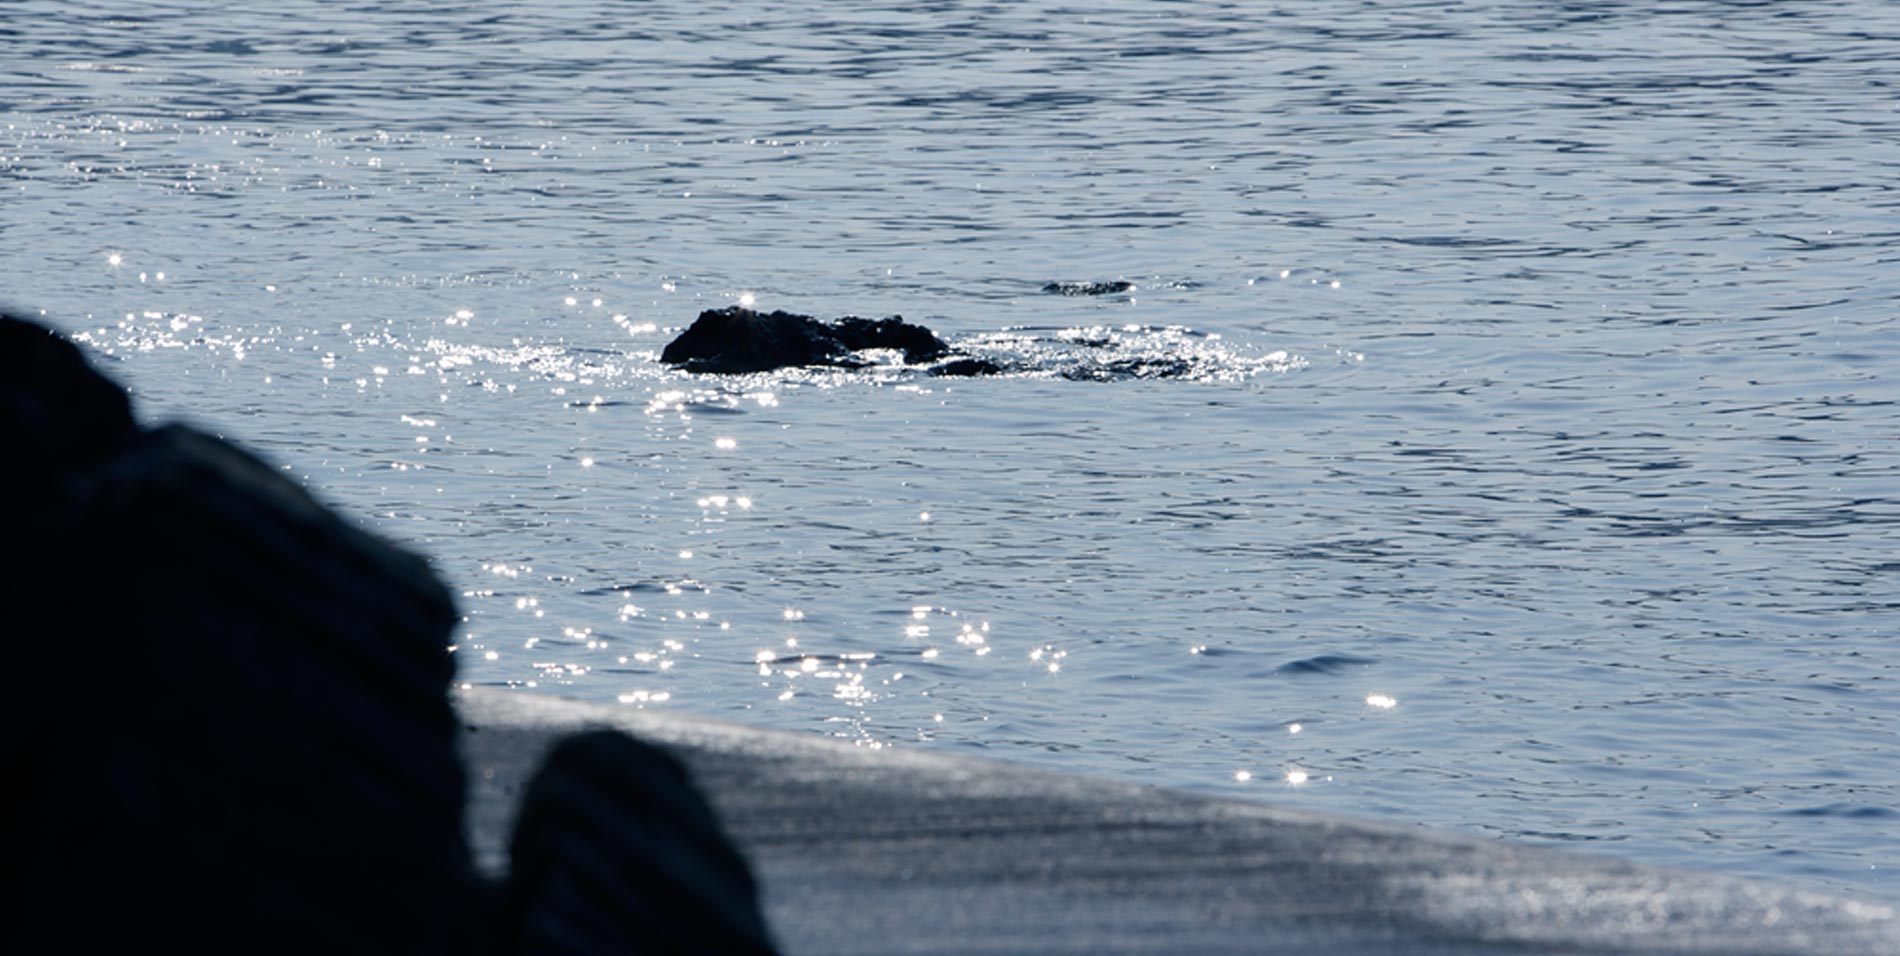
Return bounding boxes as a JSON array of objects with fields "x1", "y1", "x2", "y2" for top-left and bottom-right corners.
[{"x1": 4, "y1": 0, "x2": 1897, "y2": 900}]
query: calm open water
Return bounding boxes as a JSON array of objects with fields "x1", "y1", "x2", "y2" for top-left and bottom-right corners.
[{"x1": 4, "y1": 0, "x2": 1897, "y2": 901}]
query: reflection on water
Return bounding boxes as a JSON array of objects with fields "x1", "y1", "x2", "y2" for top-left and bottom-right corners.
[{"x1": 6, "y1": 0, "x2": 1899, "y2": 902}]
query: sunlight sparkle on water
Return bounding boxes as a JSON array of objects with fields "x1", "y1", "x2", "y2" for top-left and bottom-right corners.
[
  {"x1": 1367, "y1": 694, "x2": 1398, "y2": 710},
  {"x1": 1286, "y1": 769, "x2": 1310, "y2": 785},
  {"x1": 1029, "y1": 645, "x2": 1067, "y2": 674}
]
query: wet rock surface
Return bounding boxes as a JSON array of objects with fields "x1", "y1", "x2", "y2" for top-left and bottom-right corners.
[
  {"x1": 658, "y1": 305, "x2": 1292, "y2": 381},
  {"x1": 3, "y1": 314, "x2": 775, "y2": 955},
  {"x1": 660, "y1": 306, "x2": 951, "y2": 373}
]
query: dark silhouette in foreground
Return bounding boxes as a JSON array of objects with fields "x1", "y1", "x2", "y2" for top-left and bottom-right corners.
[
  {"x1": 502, "y1": 732, "x2": 775, "y2": 953},
  {"x1": 2, "y1": 314, "x2": 775, "y2": 955}
]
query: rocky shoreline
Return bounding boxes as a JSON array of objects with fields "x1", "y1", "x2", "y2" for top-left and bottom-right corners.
[
  {"x1": 7, "y1": 313, "x2": 1893, "y2": 954},
  {"x1": 462, "y1": 688, "x2": 1898, "y2": 956}
]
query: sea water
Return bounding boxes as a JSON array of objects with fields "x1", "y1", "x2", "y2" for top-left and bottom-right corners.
[{"x1": 3, "y1": 0, "x2": 1896, "y2": 900}]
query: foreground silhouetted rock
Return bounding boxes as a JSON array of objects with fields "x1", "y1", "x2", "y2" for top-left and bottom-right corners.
[
  {"x1": 502, "y1": 731, "x2": 776, "y2": 955},
  {"x1": 3, "y1": 315, "x2": 775, "y2": 954},
  {"x1": 661, "y1": 306, "x2": 953, "y2": 373}
]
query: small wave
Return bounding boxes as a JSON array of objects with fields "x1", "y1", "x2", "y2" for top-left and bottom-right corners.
[
  {"x1": 1275, "y1": 654, "x2": 1377, "y2": 675},
  {"x1": 956, "y1": 324, "x2": 1303, "y2": 383},
  {"x1": 575, "y1": 582, "x2": 674, "y2": 596},
  {"x1": 1779, "y1": 804, "x2": 1898, "y2": 820}
]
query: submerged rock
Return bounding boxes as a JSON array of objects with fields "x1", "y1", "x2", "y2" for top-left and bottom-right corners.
[
  {"x1": 2, "y1": 314, "x2": 776, "y2": 954},
  {"x1": 1042, "y1": 279, "x2": 1137, "y2": 296},
  {"x1": 928, "y1": 356, "x2": 1007, "y2": 377},
  {"x1": 661, "y1": 306, "x2": 950, "y2": 373}
]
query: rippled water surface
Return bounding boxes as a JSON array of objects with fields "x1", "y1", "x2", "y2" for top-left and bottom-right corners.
[{"x1": 5, "y1": 0, "x2": 1898, "y2": 899}]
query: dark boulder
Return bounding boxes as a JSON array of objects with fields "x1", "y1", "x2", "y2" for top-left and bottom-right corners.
[
  {"x1": 929, "y1": 356, "x2": 1006, "y2": 377},
  {"x1": 0, "y1": 318, "x2": 136, "y2": 481},
  {"x1": 3, "y1": 314, "x2": 776, "y2": 954},
  {"x1": 502, "y1": 731, "x2": 778, "y2": 955},
  {"x1": 830, "y1": 315, "x2": 952, "y2": 363},
  {"x1": 655, "y1": 304, "x2": 1290, "y2": 382},
  {"x1": 661, "y1": 306, "x2": 951, "y2": 373},
  {"x1": 5, "y1": 315, "x2": 478, "y2": 950},
  {"x1": 661, "y1": 307, "x2": 849, "y2": 373}
]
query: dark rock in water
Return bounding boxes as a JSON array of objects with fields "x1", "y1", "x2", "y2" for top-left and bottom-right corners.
[
  {"x1": 1042, "y1": 280, "x2": 1137, "y2": 296},
  {"x1": 929, "y1": 356, "x2": 1007, "y2": 377},
  {"x1": 503, "y1": 731, "x2": 777, "y2": 955},
  {"x1": 1059, "y1": 356, "x2": 1197, "y2": 382},
  {"x1": 830, "y1": 315, "x2": 952, "y2": 363},
  {"x1": 657, "y1": 304, "x2": 1259, "y2": 381},
  {"x1": 3, "y1": 313, "x2": 777, "y2": 954},
  {"x1": 661, "y1": 306, "x2": 949, "y2": 373},
  {"x1": 661, "y1": 307, "x2": 850, "y2": 373},
  {"x1": 660, "y1": 304, "x2": 1295, "y2": 381}
]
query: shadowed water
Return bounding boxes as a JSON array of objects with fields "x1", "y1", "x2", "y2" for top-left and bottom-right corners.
[{"x1": 3, "y1": 0, "x2": 1896, "y2": 899}]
